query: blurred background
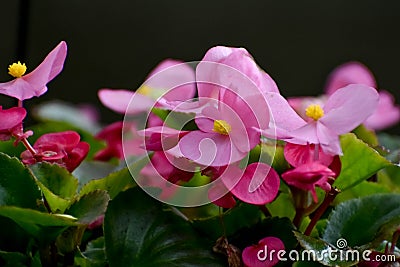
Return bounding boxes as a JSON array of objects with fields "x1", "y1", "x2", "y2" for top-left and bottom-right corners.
[{"x1": 1, "y1": 0, "x2": 399, "y2": 133}]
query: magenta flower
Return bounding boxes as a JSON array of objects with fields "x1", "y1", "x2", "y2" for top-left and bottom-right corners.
[
  {"x1": 265, "y1": 85, "x2": 379, "y2": 155},
  {"x1": 21, "y1": 131, "x2": 89, "y2": 172},
  {"x1": 0, "y1": 41, "x2": 67, "y2": 101},
  {"x1": 94, "y1": 121, "x2": 144, "y2": 161},
  {"x1": 284, "y1": 142, "x2": 334, "y2": 167},
  {"x1": 98, "y1": 59, "x2": 196, "y2": 114},
  {"x1": 282, "y1": 162, "x2": 335, "y2": 202},
  {"x1": 0, "y1": 106, "x2": 27, "y2": 141},
  {"x1": 242, "y1": 236, "x2": 285, "y2": 267}
]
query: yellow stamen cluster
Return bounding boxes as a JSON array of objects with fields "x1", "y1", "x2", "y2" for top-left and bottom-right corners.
[
  {"x1": 136, "y1": 85, "x2": 152, "y2": 96},
  {"x1": 305, "y1": 104, "x2": 324, "y2": 121},
  {"x1": 213, "y1": 120, "x2": 231, "y2": 135},
  {"x1": 8, "y1": 61, "x2": 27, "y2": 78}
]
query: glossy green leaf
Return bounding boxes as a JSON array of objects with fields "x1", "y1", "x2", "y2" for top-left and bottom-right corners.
[
  {"x1": 79, "y1": 155, "x2": 149, "y2": 199},
  {"x1": 66, "y1": 190, "x2": 109, "y2": 225},
  {"x1": 295, "y1": 232, "x2": 358, "y2": 267},
  {"x1": 377, "y1": 165, "x2": 400, "y2": 192},
  {"x1": 333, "y1": 134, "x2": 391, "y2": 191},
  {"x1": 78, "y1": 237, "x2": 107, "y2": 267},
  {"x1": 323, "y1": 194, "x2": 400, "y2": 248},
  {"x1": 104, "y1": 187, "x2": 225, "y2": 267},
  {"x1": 0, "y1": 206, "x2": 76, "y2": 244},
  {"x1": 72, "y1": 161, "x2": 118, "y2": 190},
  {"x1": 334, "y1": 181, "x2": 390, "y2": 204},
  {"x1": 30, "y1": 162, "x2": 78, "y2": 213},
  {"x1": 0, "y1": 153, "x2": 41, "y2": 209},
  {"x1": 266, "y1": 192, "x2": 296, "y2": 220},
  {"x1": 352, "y1": 124, "x2": 378, "y2": 147}
]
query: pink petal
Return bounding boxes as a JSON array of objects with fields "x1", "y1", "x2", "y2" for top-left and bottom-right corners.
[
  {"x1": 66, "y1": 141, "x2": 90, "y2": 172},
  {"x1": 222, "y1": 163, "x2": 280, "y2": 205},
  {"x1": 364, "y1": 90, "x2": 400, "y2": 130},
  {"x1": 242, "y1": 237, "x2": 285, "y2": 267},
  {"x1": 98, "y1": 89, "x2": 155, "y2": 114},
  {"x1": 0, "y1": 106, "x2": 26, "y2": 131},
  {"x1": 325, "y1": 61, "x2": 376, "y2": 95},
  {"x1": 35, "y1": 131, "x2": 81, "y2": 150},
  {"x1": 316, "y1": 122, "x2": 342, "y2": 155},
  {"x1": 0, "y1": 41, "x2": 67, "y2": 100},
  {"x1": 320, "y1": 84, "x2": 379, "y2": 134},
  {"x1": 284, "y1": 143, "x2": 334, "y2": 167},
  {"x1": 178, "y1": 131, "x2": 247, "y2": 166},
  {"x1": 139, "y1": 126, "x2": 188, "y2": 151},
  {"x1": 145, "y1": 59, "x2": 196, "y2": 102},
  {"x1": 264, "y1": 92, "x2": 306, "y2": 139}
]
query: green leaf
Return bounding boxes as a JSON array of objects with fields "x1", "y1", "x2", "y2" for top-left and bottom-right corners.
[
  {"x1": 323, "y1": 194, "x2": 400, "y2": 248},
  {"x1": 334, "y1": 181, "x2": 390, "y2": 203},
  {"x1": 104, "y1": 187, "x2": 225, "y2": 267},
  {"x1": 0, "y1": 206, "x2": 76, "y2": 244},
  {"x1": 0, "y1": 140, "x2": 26, "y2": 157},
  {"x1": 266, "y1": 192, "x2": 296, "y2": 220},
  {"x1": 79, "y1": 155, "x2": 149, "y2": 199},
  {"x1": 0, "y1": 251, "x2": 28, "y2": 267},
  {"x1": 79, "y1": 237, "x2": 107, "y2": 267},
  {"x1": 66, "y1": 190, "x2": 109, "y2": 225},
  {"x1": 333, "y1": 134, "x2": 391, "y2": 191},
  {"x1": 30, "y1": 163, "x2": 79, "y2": 213},
  {"x1": 352, "y1": 124, "x2": 378, "y2": 147},
  {"x1": 378, "y1": 133, "x2": 400, "y2": 151},
  {"x1": 377, "y1": 165, "x2": 400, "y2": 192},
  {"x1": 295, "y1": 232, "x2": 358, "y2": 266},
  {"x1": 0, "y1": 153, "x2": 41, "y2": 209},
  {"x1": 192, "y1": 203, "x2": 262, "y2": 240},
  {"x1": 72, "y1": 161, "x2": 118, "y2": 190}
]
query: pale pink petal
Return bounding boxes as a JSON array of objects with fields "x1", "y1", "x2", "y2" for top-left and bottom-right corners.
[
  {"x1": 178, "y1": 131, "x2": 246, "y2": 166},
  {"x1": 325, "y1": 61, "x2": 376, "y2": 95},
  {"x1": 0, "y1": 41, "x2": 67, "y2": 100},
  {"x1": 364, "y1": 90, "x2": 400, "y2": 130},
  {"x1": 138, "y1": 126, "x2": 188, "y2": 151},
  {"x1": 98, "y1": 89, "x2": 154, "y2": 114},
  {"x1": 145, "y1": 59, "x2": 196, "y2": 101},
  {"x1": 264, "y1": 92, "x2": 306, "y2": 138},
  {"x1": 316, "y1": 122, "x2": 342, "y2": 155},
  {"x1": 222, "y1": 163, "x2": 280, "y2": 205},
  {"x1": 0, "y1": 106, "x2": 26, "y2": 131},
  {"x1": 284, "y1": 122, "x2": 318, "y2": 145},
  {"x1": 321, "y1": 84, "x2": 379, "y2": 134},
  {"x1": 242, "y1": 237, "x2": 285, "y2": 267}
]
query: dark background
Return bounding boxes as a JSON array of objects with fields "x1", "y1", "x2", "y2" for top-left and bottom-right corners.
[{"x1": 1, "y1": 0, "x2": 399, "y2": 133}]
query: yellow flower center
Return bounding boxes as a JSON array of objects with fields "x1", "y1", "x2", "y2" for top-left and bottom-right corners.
[
  {"x1": 213, "y1": 120, "x2": 231, "y2": 135},
  {"x1": 136, "y1": 84, "x2": 164, "y2": 99},
  {"x1": 8, "y1": 61, "x2": 27, "y2": 78},
  {"x1": 305, "y1": 104, "x2": 324, "y2": 121}
]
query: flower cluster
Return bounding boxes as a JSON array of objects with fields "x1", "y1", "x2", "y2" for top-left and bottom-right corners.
[
  {"x1": 0, "y1": 41, "x2": 89, "y2": 172},
  {"x1": 96, "y1": 46, "x2": 399, "y2": 265}
]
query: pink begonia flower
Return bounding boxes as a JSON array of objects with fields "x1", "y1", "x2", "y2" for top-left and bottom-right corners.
[
  {"x1": 166, "y1": 45, "x2": 278, "y2": 115},
  {"x1": 138, "y1": 126, "x2": 189, "y2": 151},
  {"x1": 203, "y1": 166, "x2": 237, "y2": 208},
  {"x1": 221, "y1": 163, "x2": 280, "y2": 205},
  {"x1": 363, "y1": 90, "x2": 400, "y2": 131},
  {"x1": 0, "y1": 106, "x2": 27, "y2": 141},
  {"x1": 176, "y1": 91, "x2": 264, "y2": 166},
  {"x1": 282, "y1": 162, "x2": 335, "y2": 202},
  {"x1": 21, "y1": 131, "x2": 89, "y2": 172},
  {"x1": 325, "y1": 61, "x2": 376, "y2": 95},
  {"x1": 94, "y1": 121, "x2": 144, "y2": 161},
  {"x1": 0, "y1": 41, "x2": 67, "y2": 101},
  {"x1": 264, "y1": 85, "x2": 379, "y2": 155},
  {"x1": 242, "y1": 236, "x2": 285, "y2": 267},
  {"x1": 325, "y1": 61, "x2": 400, "y2": 130},
  {"x1": 98, "y1": 59, "x2": 196, "y2": 114}
]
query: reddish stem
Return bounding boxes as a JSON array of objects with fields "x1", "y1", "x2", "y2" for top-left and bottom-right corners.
[{"x1": 304, "y1": 186, "x2": 340, "y2": 236}]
